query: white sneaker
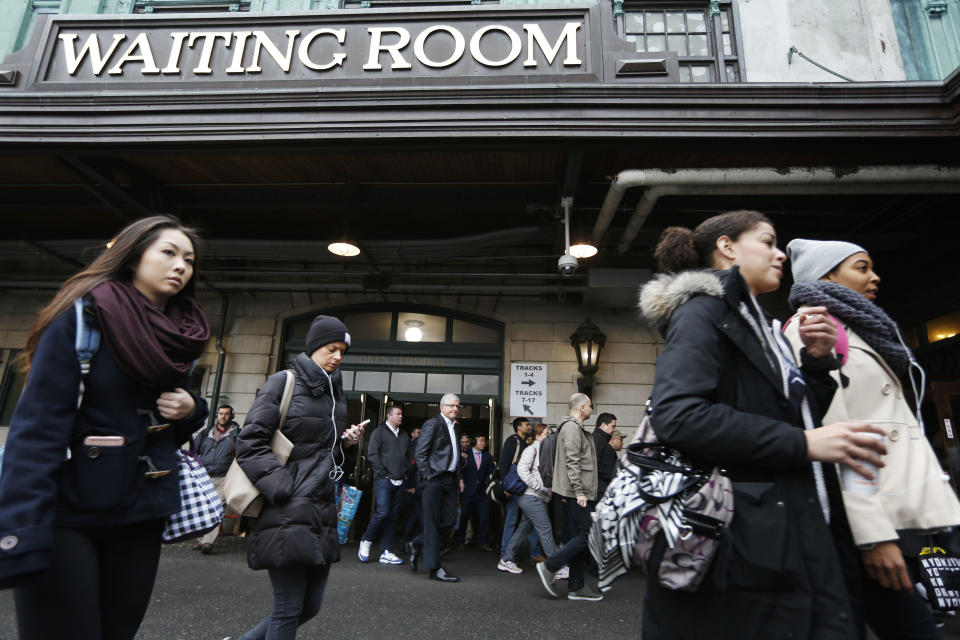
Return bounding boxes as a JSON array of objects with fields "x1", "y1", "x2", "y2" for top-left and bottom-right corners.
[
  {"x1": 379, "y1": 550, "x2": 403, "y2": 565},
  {"x1": 497, "y1": 558, "x2": 523, "y2": 574},
  {"x1": 554, "y1": 566, "x2": 569, "y2": 581},
  {"x1": 358, "y1": 540, "x2": 372, "y2": 562}
]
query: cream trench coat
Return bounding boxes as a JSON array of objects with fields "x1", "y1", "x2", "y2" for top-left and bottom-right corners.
[{"x1": 785, "y1": 315, "x2": 960, "y2": 546}]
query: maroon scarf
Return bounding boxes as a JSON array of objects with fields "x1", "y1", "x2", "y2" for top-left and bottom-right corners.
[{"x1": 89, "y1": 280, "x2": 210, "y2": 388}]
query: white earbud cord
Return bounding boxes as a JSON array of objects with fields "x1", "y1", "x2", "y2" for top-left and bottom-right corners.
[
  {"x1": 319, "y1": 368, "x2": 346, "y2": 482},
  {"x1": 894, "y1": 326, "x2": 926, "y2": 428}
]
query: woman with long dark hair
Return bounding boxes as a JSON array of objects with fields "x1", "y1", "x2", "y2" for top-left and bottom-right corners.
[
  {"x1": 638, "y1": 210, "x2": 886, "y2": 639},
  {"x1": 0, "y1": 215, "x2": 211, "y2": 640},
  {"x1": 784, "y1": 239, "x2": 960, "y2": 638}
]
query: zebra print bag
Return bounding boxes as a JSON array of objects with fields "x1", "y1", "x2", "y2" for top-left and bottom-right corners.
[{"x1": 590, "y1": 407, "x2": 733, "y2": 592}]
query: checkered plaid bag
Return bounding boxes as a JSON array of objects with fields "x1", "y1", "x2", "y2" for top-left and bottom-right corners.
[{"x1": 161, "y1": 450, "x2": 224, "y2": 544}]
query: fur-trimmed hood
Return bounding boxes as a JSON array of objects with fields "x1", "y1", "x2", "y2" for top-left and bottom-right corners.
[{"x1": 638, "y1": 270, "x2": 725, "y2": 330}]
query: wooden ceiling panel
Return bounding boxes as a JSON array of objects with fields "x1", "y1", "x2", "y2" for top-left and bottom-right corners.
[
  {"x1": 123, "y1": 150, "x2": 566, "y2": 185},
  {"x1": 0, "y1": 156, "x2": 80, "y2": 185}
]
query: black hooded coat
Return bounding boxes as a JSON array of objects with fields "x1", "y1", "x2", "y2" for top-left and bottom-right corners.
[
  {"x1": 638, "y1": 267, "x2": 856, "y2": 640},
  {"x1": 236, "y1": 353, "x2": 355, "y2": 570}
]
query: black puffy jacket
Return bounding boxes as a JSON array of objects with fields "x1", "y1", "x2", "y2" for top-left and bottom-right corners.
[{"x1": 236, "y1": 353, "x2": 355, "y2": 570}]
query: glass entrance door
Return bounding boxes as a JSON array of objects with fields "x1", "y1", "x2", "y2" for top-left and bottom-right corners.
[{"x1": 345, "y1": 392, "x2": 380, "y2": 541}]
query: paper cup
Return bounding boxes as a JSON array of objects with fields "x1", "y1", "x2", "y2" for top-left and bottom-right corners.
[{"x1": 841, "y1": 431, "x2": 885, "y2": 494}]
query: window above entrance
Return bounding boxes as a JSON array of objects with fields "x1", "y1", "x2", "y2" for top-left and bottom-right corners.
[
  {"x1": 286, "y1": 307, "x2": 499, "y2": 346},
  {"x1": 620, "y1": 1, "x2": 742, "y2": 82},
  {"x1": 281, "y1": 305, "x2": 504, "y2": 399}
]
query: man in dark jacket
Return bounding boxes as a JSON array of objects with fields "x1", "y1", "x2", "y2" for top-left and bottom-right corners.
[
  {"x1": 499, "y1": 417, "x2": 543, "y2": 561},
  {"x1": 194, "y1": 404, "x2": 240, "y2": 476},
  {"x1": 192, "y1": 404, "x2": 240, "y2": 553},
  {"x1": 358, "y1": 406, "x2": 410, "y2": 565},
  {"x1": 457, "y1": 435, "x2": 495, "y2": 550},
  {"x1": 413, "y1": 393, "x2": 463, "y2": 582},
  {"x1": 592, "y1": 412, "x2": 618, "y2": 499}
]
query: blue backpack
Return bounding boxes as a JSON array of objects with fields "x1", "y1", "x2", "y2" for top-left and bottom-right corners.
[
  {"x1": 0, "y1": 299, "x2": 99, "y2": 476},
  {"x1": 73, "y1": 297, "x2": 101, "y2": 406}
]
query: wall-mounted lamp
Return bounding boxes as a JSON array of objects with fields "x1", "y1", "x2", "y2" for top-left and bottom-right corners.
[{"x1": 570, "y1": 317, "x2": 605, "y2": 397}]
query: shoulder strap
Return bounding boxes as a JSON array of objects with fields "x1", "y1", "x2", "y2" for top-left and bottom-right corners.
[
  {"x1": 511, "y1": 434, "x2": 522, "y2": 465},
  {"x1": 277, "y1": 369, "x2": 295, "y2": 431},
  {"x1": 74, "y1": 297, "x2": 101, "y2": 408}
]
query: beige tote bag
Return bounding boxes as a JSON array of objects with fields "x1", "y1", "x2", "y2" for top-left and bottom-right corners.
[{"x1": 223, "y1": 370, "x2": 295, "y2": 518}]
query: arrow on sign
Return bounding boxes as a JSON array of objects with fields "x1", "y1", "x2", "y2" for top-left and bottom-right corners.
[
  {"x1": 521, "y1": 379, "x2": 536, "y2": 386},
  {"x1": 523, "y1": 404, "x2": 534, "y2": 415}
]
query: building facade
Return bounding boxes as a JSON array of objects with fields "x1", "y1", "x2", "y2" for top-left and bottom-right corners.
[{"x1": 0, "y1": 0, "x2": 959, "y2": 472}]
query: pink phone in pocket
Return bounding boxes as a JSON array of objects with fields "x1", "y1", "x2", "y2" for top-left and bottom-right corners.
[{"x1": 82, "y1": 435, "x2": 126, "y2": 446}]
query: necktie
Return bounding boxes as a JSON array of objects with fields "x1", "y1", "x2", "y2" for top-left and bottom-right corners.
[{"x1": 475, "y1": 450, "x2": 481, "y2": 469}]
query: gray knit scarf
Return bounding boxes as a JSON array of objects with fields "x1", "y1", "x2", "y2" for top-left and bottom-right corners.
[{"x1": 788, "y1": 281, "x2": 912, "y2": 376}]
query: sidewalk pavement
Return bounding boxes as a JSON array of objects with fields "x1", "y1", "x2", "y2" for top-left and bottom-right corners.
[
  {"x1": 0, "y1": 536, "x2": 647, "y2": 639},
  {"x1": 2, "y1": 535, "x2": 959, "y2": 639}
]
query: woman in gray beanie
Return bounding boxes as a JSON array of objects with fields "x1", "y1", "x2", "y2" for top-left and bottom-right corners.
[
  {"x1": 228, "y1": 315, "x2": 365, "y2": 640},
  {"x1": 784, "y1": 239, "x2": 960, "y2": 640}
]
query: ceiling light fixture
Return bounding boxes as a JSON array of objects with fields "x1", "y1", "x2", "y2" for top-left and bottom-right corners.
[
  {"x1": 569, "y1": 243, "x2": 598, "y2": 259},
  {"x1": 328, "y1": 241, "x2": 360, "y2": 257}
]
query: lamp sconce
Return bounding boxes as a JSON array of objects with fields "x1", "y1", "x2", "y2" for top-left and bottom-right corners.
[{"x1": 570, "y1": 317, "x2": 606, "y2": 397}]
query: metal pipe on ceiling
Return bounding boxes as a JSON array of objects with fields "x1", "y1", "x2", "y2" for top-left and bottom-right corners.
[{"x1": 591, "y1": 166, "x2": 960, "y2": 254}]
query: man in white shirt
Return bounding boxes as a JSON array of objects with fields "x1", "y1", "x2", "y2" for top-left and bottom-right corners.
[{"x1": 413, "y1": 393, "x2": 464, "y2": 582}]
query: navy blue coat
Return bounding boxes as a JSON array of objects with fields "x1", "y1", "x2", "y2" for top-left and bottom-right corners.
[
  {"x1": 0, "y1": 306, "x2": 208, "y2": 587},
  {"x1": 460, "y1": 448, "x2": 494, "y2": 497}
]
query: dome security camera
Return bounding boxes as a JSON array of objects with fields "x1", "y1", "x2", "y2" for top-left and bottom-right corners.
[{"x1": 557, "y1": 253, "x2": 579, "y2": 277}]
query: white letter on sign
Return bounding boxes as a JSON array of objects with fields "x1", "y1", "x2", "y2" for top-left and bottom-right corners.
[
  {"x1": 298, "y1": 28, "x2": 346, "y2": 71},
  {"x1": 161, "y1": 32, "x2": 189, "y2": 74},
  {"x1": 108, "y1": 33, "x2": 161, "y2": 75},
  {"x1": 413, "y1": 25, "x2": 465, "y2": 68},
  {"x1": 364, "y1": 27, "x2": 412, "y2": 70},
  {"x1": 523, "y1": 22, "x2": 582, "y2": 67},
  {"x1": 58, "y1": 33, "x2": 126, "y2": 75},
  {"x1": 247, "y1": 30, "x2": 301, "y2": 73},
  {"x1": 187, "y1": 32, "x2": 233, "y2": 74},
  {"x1": 469, "y1": 25, "x2": 521, "y2": 68}
]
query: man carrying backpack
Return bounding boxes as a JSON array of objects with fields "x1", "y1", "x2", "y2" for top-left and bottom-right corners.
[{"x1": 192, "y1": 404, "x2": 240, "y2": 553}]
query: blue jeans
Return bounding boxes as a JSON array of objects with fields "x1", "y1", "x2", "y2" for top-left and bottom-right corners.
[
  {"x1": 239, "y1": 564, "x2": 330, "y2": 640},
  {"x1": 361, "y1": 477, "x2": 404, "y2": 553},
  {"x1": 500, "y1": 494, "x2": 542, "y2": 558}
]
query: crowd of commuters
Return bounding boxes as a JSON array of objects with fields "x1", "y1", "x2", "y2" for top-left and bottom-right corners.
[{"x1": 1, "y1": 211, "x2": 958, "y2": 640}]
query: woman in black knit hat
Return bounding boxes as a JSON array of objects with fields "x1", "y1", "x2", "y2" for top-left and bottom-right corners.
[{"x1": 227, "y1": 315, "x2": 365, "y2": 640}]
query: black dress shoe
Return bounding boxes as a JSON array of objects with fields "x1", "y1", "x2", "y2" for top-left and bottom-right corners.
[
  {"x1": 406, "y1": 542, "x2": 419, "y2": 573},
  {"x1": 429, "y1": 567, "x2": 460, "y2": 582}
]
